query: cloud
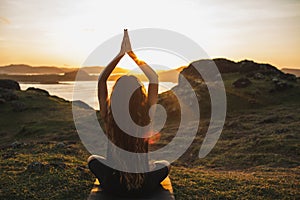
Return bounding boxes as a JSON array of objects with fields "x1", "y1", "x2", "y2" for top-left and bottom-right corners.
[{"x1": 0, "y1": 17, "x2": 10, "y2": 24}]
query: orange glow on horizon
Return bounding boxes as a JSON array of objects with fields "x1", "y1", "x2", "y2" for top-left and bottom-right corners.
[{"x1": 0, "y1": 0, "x2": 299, "y2": 70}]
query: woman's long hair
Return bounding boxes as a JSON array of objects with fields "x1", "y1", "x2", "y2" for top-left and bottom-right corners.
[{"x1": 105, "y1": 75, "x2": 150, "y2": 190}]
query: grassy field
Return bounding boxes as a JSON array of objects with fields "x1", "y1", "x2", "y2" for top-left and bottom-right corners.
[
  {"x1": 1, "y1": 142, "x2": 299, "y2": 199},
  {"x1": 0, "y1": 71, "x2": 300, "y2": 199}
]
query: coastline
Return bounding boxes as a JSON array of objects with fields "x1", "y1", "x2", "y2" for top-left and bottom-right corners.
[{"x1": 19, "y1": 81, "x2": 177, "y2": 110}]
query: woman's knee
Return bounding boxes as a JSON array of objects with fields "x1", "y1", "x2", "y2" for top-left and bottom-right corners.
[
  {"x1": 154, "y1": 160, "x2": 171, "y2": 172},
  {"x1": 87, "y1": 155, "x2": 106, "y2": 163},
  {"x1": 87, "y1": 155, "x2": 109, "y2": 183}
]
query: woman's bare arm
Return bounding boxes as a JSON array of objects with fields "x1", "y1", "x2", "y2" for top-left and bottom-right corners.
[
  {"x1": 98, "y1": 30, "x2": 129, "y2": 118},
  {"x1": 98, "y1": 53, "x2": 123, "y2": 118},
  {"x1": 127, "y1": 51, "x2": 159, "y2": 106}
]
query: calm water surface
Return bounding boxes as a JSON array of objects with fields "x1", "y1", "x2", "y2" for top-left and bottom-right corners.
[{"x1": 20, "y1": 81, "x2": 176, "y2": 110}]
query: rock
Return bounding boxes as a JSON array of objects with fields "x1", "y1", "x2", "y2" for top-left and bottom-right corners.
[
  {"x1": 27, "y1": 162, "x2": 45, "y2": 172},
  {"x1": 26, "y1": 87, "x2": 49, "y2": 96},
  {"x1": 272, "y1": 78, "x2": 279, "y2": 83},
  {"x1": 232, "y1": 78, "x2": 252, "y2": 88},
  {"x1": 272, "y1": 79, "x2": 293, "y2": 91},
  {"x1": 253, "y1": 73, "x2": 264, "y2": 80},
  {"x1": 280, "y1": 73, "x2": 297, "y2": 82},
  {"x1": 275, "y1": 81, "x2": 288, "y2": 90},
  {"x1": 11, "y1": 101, "x2": 27, "y2": 112},
  {"x1": 0, "y1": 79, "x2": 20, "y2": 90},
  {"x1": 55, "y1": 142, "x2": 66, "y2": 148},
  {"x1": 11, "y1": 141, "x2": 23, "y2": 148}
]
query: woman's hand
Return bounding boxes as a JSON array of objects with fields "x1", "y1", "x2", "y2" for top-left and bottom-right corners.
[
  {"x1": 99, "y1": 29, "x2": 132, "y2": 117},
  {"x1": 119, "y1": 29, "x2": 132, "y2": 56}
]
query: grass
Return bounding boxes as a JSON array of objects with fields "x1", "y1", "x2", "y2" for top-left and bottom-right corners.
[
  {"x1": 0, "y1": 142, "x2": 93, "y2": 200},
  {"x1": 171, "y1": 166, "x2": 300, "y2": 200},
  {"x1": 1, "y1": 142, "x2": 299, "y2": 199},
  {"x1": 0, "y1": 73, "x2": 300, "y2": 199},
  {"x1": 0, "y1": 89, "x2": 77, "y2": 144}
]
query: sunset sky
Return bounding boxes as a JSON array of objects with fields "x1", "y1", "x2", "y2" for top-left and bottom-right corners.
[{"x1": 0, "y1": 0, "x2": 299, "y2": 69}]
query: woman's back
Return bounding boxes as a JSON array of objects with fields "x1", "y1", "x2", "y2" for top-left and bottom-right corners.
[{"x1": 88, "y1": 29, "x2": 170, "y2": 197}]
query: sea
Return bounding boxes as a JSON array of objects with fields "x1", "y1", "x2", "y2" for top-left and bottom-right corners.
[{"x1": 19, "y1": 81, "x2": 176, "y2": 110}]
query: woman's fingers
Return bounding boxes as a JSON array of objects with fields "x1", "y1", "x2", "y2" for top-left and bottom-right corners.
[
  {"x1": 119, "y1": 29, "x2": 133, "y2": 55},
  {"x1": 119, "y1": 32, "x2": 127, "y2": 55},
  {"x1": 124, "y1": 30, "x2": 132, "y2": 53}
]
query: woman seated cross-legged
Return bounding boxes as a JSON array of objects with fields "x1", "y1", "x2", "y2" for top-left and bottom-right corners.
[{"x1": 88, "y1": 29, "x2": 171, "y2": 198}]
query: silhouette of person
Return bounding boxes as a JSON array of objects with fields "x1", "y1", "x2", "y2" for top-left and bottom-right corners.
[{"x1": 88, "y1": 29, "x2": 170, "y2": 197}]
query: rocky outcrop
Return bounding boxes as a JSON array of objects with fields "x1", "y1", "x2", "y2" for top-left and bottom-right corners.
[
  {"x1": 26, "y1": 87, "x2": 50, "y2": 96},
  {"x1": 271, "y1": 78, "x2": 294, "y2": 91},
  {"x1": 179, "y1": 59, "x2": 297, "y2": 90},
  {"x1": 0, "y1": 79, "x2": 20, "y2": 90},
  {"x1": 0, "y1": 80, "x2": 20, "y2": 104},
  {"x1": 158, "y1": 58, "x2": 299, "y2": 118},
  {"x1": 233, "y1": 78, "x2": 252, "y2": 88}
]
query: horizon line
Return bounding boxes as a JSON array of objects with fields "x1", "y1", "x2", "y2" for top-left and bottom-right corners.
[{"x1": 0, "y1": 57, "x2": 300, "y2": 70}]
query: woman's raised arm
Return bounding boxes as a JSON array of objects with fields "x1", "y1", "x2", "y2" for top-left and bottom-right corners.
[
  {"x1": 98, "y1": 30, "x2": 130, "y2": 118},
  {"x1": 127, "y1": 51, "x2": 159, "y2": 106},
  {"x1": 98, "y1": 54, "x2": 123, "y2": 119}
]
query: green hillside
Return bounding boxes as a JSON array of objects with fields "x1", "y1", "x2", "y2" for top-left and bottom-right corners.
[{"x1": 0, "y1": 58, "x2": 299, "y2": 199}]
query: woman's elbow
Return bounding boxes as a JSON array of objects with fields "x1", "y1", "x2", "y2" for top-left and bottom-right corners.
[{"x1": 149, "y1": 75, "x2": 159, "y2": 84}]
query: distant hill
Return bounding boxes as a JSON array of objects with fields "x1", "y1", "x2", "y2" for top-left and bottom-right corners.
[
  {"x1": 0, "y1": 64, "x2": 130, "y2": 76},
  {"x1": 0, "y1": 70, "x2": 96, "y2": 83},
  {"x1": 80, "y1": 66, "x2": 105, "y2": 74},
  {"x1": 63, "y1": 69, "x2": 92, "y2": 80},
  {"x1": 0, "y1": 64, "x2": 185, "y2": 83},
  {"x1": 1, "y1": 61, "x2": 298, "y2": 83},
  {"x1": 0, "y1": 64, "x2": 68, "y2": 75},
  {"x1": 281, "y1": 68, "x2": 300, "y2": 77}
]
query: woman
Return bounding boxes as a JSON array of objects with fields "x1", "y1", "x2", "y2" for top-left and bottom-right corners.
[{"x1": 88, "y1": 29, "x2": 170, "y2": 197}]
